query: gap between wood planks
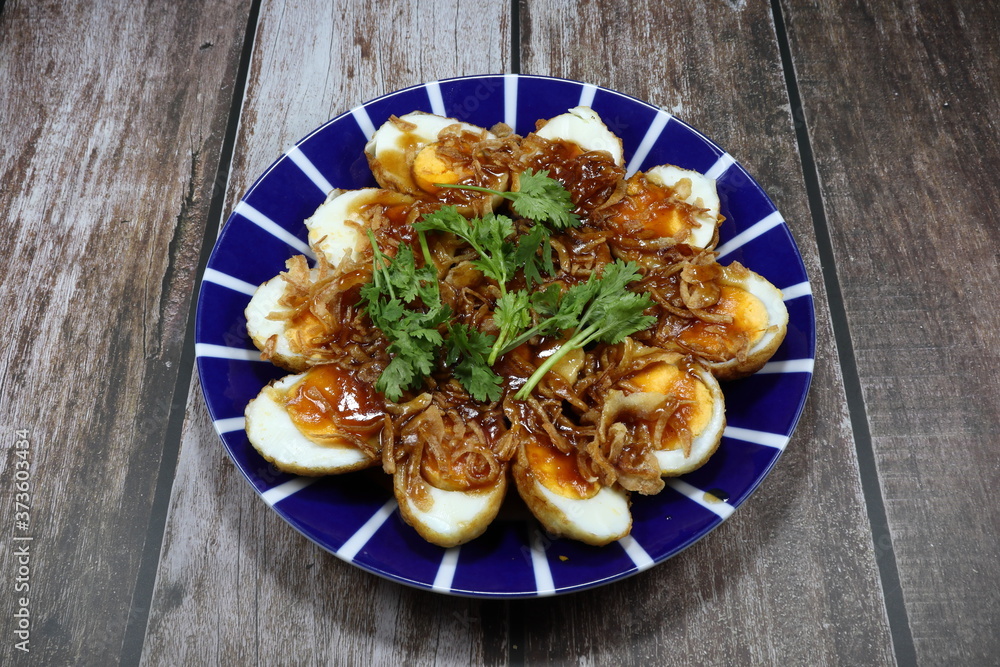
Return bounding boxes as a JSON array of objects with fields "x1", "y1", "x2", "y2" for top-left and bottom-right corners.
[
  {"x1": 768, "y1": 0, "x2": 917, "y2": 664},
  {"x1": 507, "y1": 0, "x2": 525, "y2": 661},
  {"x1": 118, "y1": 1, "x2": 264, "y2": 664}
]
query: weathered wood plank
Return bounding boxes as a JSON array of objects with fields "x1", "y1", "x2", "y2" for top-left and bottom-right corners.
[
  {"x1": 517, "y1": 0, "x2": 895, "y2": 664},
  {"x1": 781, "y1": 0, "x2": 1000, "y2": 662},
  {"x1": 0, "y1": 1, "x2": 250, "y2": 663},
  {"x1": 143, "y1": 381, "x2": 511, "y2": 665},
  {"x1": 141, "y1": 0, "x2": 512, "y2": 663}
]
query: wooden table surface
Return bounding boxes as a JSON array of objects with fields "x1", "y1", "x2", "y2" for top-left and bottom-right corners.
[{"x1": 2, "y1": 0, "x2": 998, "y2": 664}]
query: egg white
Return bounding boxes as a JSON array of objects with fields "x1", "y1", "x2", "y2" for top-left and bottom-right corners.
[
  {"x1": 395, "y1": 469, "x2": 507, "y2": 548},
  {"x1": 703, "y1": 265, "x2": 789, "y2": 380},
  {"x1": 513, "y1": 442, "x2": 631, "y2": 546},
  {"x1": 245, "y1": 271, "x2": 314, "y2": 372},
  {"x1": 365, "y1": 111, "x2": 497, "y2": 197},
  {"x1": 244, "y1": 373, "x2": 378, "y2": 476},
  {"x1": 646, "y1": 164, "x2": 721, "y2": 249},
  {"x1": 304, "y1": 188, "x2": 385, "y2": 266},
  {"x1": 534, "y1": 106, "x2": 624, "y2": 166},
  {"x1": 531, "y1": 481, "x2": 631, "y2": 544}
]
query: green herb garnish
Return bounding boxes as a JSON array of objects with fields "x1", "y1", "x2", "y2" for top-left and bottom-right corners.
[
  {"x1": 513, "y1": 261, "x2": 656, "y2": 401},
  {"x1": 361, "y1": 171, "x2": 654, "y2": 404},
  {"x1": 437, "y1": 168, "x2": 580, "y2": 229},
  {"x1": 414, "y1": 207, "x2": 518, "y2": 295},
  {"x1": 360, "y1": 231, "x2": 451, "y2": 402},
  {"x1": 445, "y1": 323, "x2": 503, "y2": 402}
]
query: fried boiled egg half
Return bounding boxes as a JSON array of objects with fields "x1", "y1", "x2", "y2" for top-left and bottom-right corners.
[
  {"x1": 365, "y1": 111, "x2": 510, "y2": 213},
  {"x1": 532, "y1": 106, "x2": 625, "y2": 167},
  {"x1": 392, "y1": 408, "x2": 508, "y2": 547},
  {"x1": 245, "y1": 263, "x2": 321, "y2": 372},
  {"x1": 395, "y1": 464, "x2": 507, "y2": 548},
  {"x1": 305, "y1": 188, "x2": 418, "y2": 266},
  {"x1": 244, "y1": 365, "x2": 383, "y2": 476},
  {"x1": 624, "y1": 356, "x2": 726, "y2": 476},
  {"x1": 513, "y1": 430, "x2": 631, "y2": 546},
  {"x1": 677, "y1": 263, "x2": 789, "y2": 380},
  {"x1": 601, "y1": 165, "x2": 722, "y2": 253}
]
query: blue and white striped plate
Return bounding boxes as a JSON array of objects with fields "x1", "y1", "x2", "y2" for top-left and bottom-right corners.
[{"x1": 195, "y1": 75, "x2": 815, "y2": 597}]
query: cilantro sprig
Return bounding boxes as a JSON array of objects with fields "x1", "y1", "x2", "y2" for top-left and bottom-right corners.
[
  {"x1": 359, "y1": 171, "x2": 655, "y2": 404},
  {"x1": 445, "y1": 323, "x2": 503, "y2": 402},
  {"x1": 437, "y1": 168, "x2": 580, "y2": 229},
  {"x1": 360, "y1": 230, "x2": 505, "y2": 403},
  {"x1": 360, "y1": 231, "x2": 452, "y2": 402},
  {"x1": 512, "y1": 261, "x2": 656, "y2": 400},
  {"x1": 490, "y1": 289, "x2": 531, "y2": 365},
  {"x1": 414, "y1": 208, "x2": 518, "y2": 295}
]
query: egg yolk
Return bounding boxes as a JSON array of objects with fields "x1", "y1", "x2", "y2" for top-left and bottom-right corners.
[
  {"x1": 606, "y1": 173, "x2": 700, "y2": 240},
  {"x1": 350, "y1": 191, "x2": 415, "y2": 226},
  {"x1": 412, "y1": 142, "x2": 471, "y2": 194},
  {"x1": 421, "y1": 449, "x2": 495, "y2": 492},
  {"x1": 628, "y1": 362, "x2": 713, "y2": 451},
  {"x1": 678, "y1": 285, "x2": 769, "y2": 358},
  {"x1": 283, "y1": 365, "x2": 384, "y2": 444},
  {"x1": 286, "y1": 309, "x2": 326, "y2": 347},
  {"x1": 525, "y1": 437, "x2": 599, "y2": 500}
]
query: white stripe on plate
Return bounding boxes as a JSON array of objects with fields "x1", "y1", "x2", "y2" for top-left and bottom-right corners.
[
  {"x1": 426, "y1": 80, "x2": 447, "y2": 117},
  {"x1": 261, "y1": 477, "x2": 317, "y2": 506},
  {"x1": 214, "y1": 417, "x2": 246, "y2": 434},
  {"x1": 625, "y1": 109, "x2": 672, "y2": 177},
  {"x1": 202, "y1": 268, "x2": 258, "y2": 296},
  {"x1": 351, "y1": 104, "x2": 376, "y2": 140},
  {"x1": 666, "y1": 479, "x2": 735, "y2": 520},
  {"x1": 286, "y1": 145, "x2": 334, "y2": 195},
  {"x1": 195, "y1": 343, "x2": 263, "y2": 362},
  {"x1": 432, "y1": 547, "x2": 461, "y2": 592},
  {"x1": 757, "y1": 359, "x2": 815, "y2": 375},
  {"x1": 577, "y1": 83, "x2": 597, "y2": 108},
  {"x1": 724, "y1": 426, "x2": 790, "y2": 450},
  {"x1": 504, "y1": 74, "x2": 519, "y2": 129},
  {"x1": 233, "y1": 201, "x2": 314, "y2": 258},
  {"x1": 529, "y1": 527, "x2": 556, "y2": 596},
  {"x1": 704, "y1": 153, "x2": 736, "y2": 180},
  {"x1": 618, "y1": 535, "x2": 655, "y2": 571},
  {"x1": 338, "y1": 498, "x2": 397, "y2": 561},
  {"x1": 714, "y1": 210, "x2": 784, "y2": 261},
  {"x1": 781, "y1": 281, "x2": 813, "y2": 301}
]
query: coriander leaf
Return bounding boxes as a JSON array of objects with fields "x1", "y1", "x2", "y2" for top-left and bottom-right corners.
[
  {"x1": 377, "y1": 355, "x2": 422, "y2": 402},
  {"x1": 415, "y1": 207, "x2": 517, "y2": 294},
  {"x1": 510, "y1": 169, "x2": 580, "y2": 229},
  {"x1": 434, "y1": 169, "x2": 580, "y2": 229},
  {"x1": 515, "y1": 224, "x2": 554, "y2": 288},
  {"x1": 413, "y1": 205, "x2": 469, "y2": 237},
  {"x1": 445, "y1": 323, "x2": 502, "y2": 402},
  {"x1": 530, "y1": 283, "x2": 564, "y2": 317},
  {"x1": 361, "y1": 232, "x2": 451, "y2": 401},
  {"x1": 388, "y1": 243, "x2": 421, "y2": 303},
  {"x1": 489, "y1": 289, "x2": 531, "y2": 365},
  {"x1": 513, "y1": 260, "x2": 656, "y2": 400},
  {"x1": 493, "y1": 283, "x2": 577, "y2": 358}
]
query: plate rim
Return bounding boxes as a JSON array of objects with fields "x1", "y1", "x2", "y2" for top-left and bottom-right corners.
[{"x1": 195, "y1": 73, "x2": 816, "y2": 598}]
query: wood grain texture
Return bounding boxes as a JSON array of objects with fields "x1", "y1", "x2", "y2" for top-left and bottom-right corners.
[
  {"x1": 518, "y1": 0, "x2": 895, "y2": 664},
  {"x1": 781, "y1": 0, "x2": 1000, "y2": 662},
  {"x1": 141, "y1": 0, "x2": 512, "y2": 663},
  {"x1": 0, "y1": 1, "x2": 250, "y2": 663},
  {"x1": 142, "y1": 382, "x2": 511, "y2": 665},
  {"x1": 221, "y1": 0, "x2": 512, "y2": 230}
]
